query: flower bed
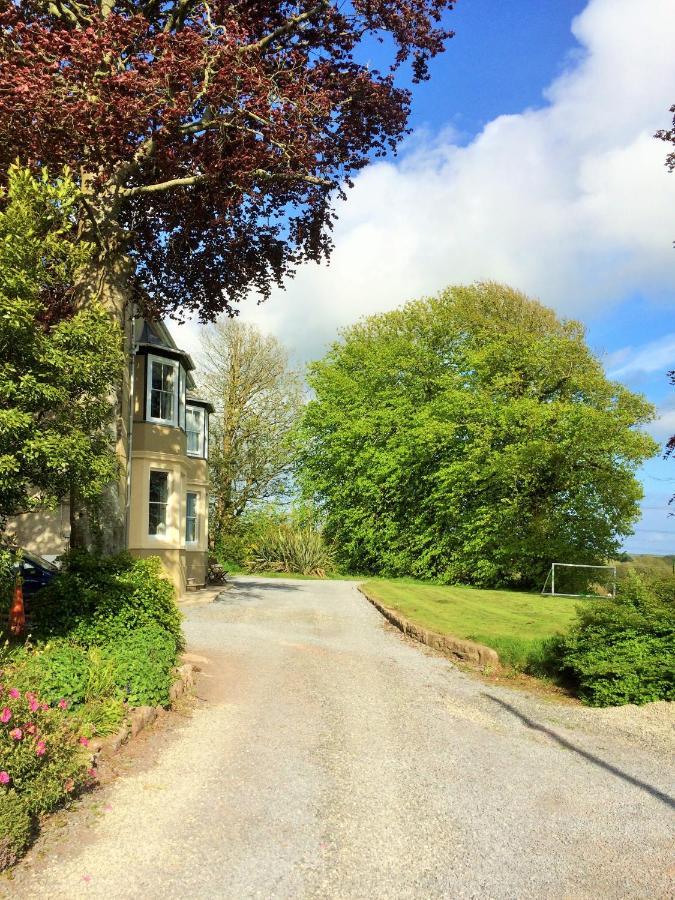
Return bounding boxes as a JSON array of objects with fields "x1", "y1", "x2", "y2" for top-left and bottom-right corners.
[
  {"x1": 0, "y1": 551, "x2": 185, "y2": 869},
  {"x1": 0, "y1": 683, "x2": 95, "y2": 868}
]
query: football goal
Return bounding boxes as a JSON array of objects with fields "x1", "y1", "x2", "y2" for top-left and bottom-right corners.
[{"x1": 540, "y1": 563, "x2": 617, "y2": 599}]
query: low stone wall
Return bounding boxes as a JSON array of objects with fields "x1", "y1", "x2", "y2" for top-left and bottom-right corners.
[{"x1": 358, "y1": 586, "x2": 500, "y2": 669}]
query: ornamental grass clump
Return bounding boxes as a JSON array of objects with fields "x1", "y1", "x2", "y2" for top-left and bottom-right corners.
[
  {"x1": 0, "y1": 681, "x2": 94, "y2": 869},
  {"x1": 247, "y1": 525, "x2": 335, "y2": 577}
]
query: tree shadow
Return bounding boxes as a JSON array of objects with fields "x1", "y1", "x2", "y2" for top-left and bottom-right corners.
[
  {"x1": 226, "y1": 579, "x2": 302, "y2": 594},
  {"x1": 483, "y1": 693, "x2": 675, "y2": 810}
]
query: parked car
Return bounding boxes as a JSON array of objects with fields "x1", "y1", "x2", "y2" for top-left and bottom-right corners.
[{"x1": 13, "y1": 550, "x2": 58, "y2": 599}]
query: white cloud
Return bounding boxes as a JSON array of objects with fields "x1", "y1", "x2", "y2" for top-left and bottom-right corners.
[
  {"x1": 609, "y1": 334, "x2": 675, "y2": 379},
  {"x1": 175, "y1": 0, "x2": 675, "y2": 365}
]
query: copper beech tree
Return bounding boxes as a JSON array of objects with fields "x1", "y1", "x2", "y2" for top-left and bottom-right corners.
[{"x1": 0, "y1": 0, "x2": 455, "y2": 324}]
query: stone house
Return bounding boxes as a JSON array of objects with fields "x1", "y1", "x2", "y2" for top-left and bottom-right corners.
[{"x1": 7, "y1": 318, "x2": 213, "y2": 594}]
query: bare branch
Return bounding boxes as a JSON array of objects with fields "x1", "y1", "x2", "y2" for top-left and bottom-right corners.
[
  {"x1": 241, "y1": 2, "x2": 330, "y2": 54},
  {"x1": 120, "y1": 173, "x2": 209, "y2": 196}
]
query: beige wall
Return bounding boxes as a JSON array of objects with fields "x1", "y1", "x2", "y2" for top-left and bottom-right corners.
[
  {"x1": 5, "y1": 505, "x2": 70, "y2": 560},
  {"x1": 127, "y1": 416, "x2": 209, "y2": 593}
]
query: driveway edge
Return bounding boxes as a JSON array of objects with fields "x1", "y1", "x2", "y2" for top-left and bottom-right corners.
[{"x1": 358, "y1": 585, "x2": 500, "y2": 669}]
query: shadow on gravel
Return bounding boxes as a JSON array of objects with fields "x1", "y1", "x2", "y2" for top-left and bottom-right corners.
[
  {"x1": 484, "y1": 694, "x2": 675, "y2": 810},
  {"x1": 229, "y1": 580, "x2": 303, "y2": 593}
]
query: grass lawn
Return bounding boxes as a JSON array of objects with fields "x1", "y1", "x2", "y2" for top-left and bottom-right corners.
[{"x1": 360, "y1": 578, "x2": 582, "y2": 670}]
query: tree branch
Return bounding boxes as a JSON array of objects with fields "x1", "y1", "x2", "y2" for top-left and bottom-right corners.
[
  {"x1": 119, "y1": 173, "x2": 209, "y2": 196},
  {"x1": 241, "y1": 2, "x2": 330, "y2": 54}
]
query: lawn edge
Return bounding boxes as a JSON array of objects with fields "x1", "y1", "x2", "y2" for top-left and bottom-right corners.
[{"x1": 358, "y1": 584, "x2": 500, "y2": 669}]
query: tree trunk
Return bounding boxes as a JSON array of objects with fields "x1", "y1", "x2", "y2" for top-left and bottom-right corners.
[{"x1": 70, "y1": 191, "x2": 134, "y2": 555}]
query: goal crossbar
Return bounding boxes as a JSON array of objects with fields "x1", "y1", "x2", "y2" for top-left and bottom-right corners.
[{"x1": 541, "y1": 562, "x2": 617, "y2": 599}]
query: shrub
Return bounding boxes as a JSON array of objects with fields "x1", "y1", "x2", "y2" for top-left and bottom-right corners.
[
  {"x1": 0, "y1": 680, "x2": 93, "y2": 869},
  {"x1": 551, "y1": 574, "x2": 675, "y2": 706},
  {"x1": 103, "y1": 624, "x2": 178, "y2": 707},
  {"x1": 9, "y1": 641, "x2": 90, "y2": 707},
  {"x1": 0, "y1": 790, "x2": 31, "y2": 870},
  {"x1": 31, "y1": 552, "x2": 183, "y2": 650},
  {"x1": 247, "y1": 524, "x2": 335, "y2": 576}
]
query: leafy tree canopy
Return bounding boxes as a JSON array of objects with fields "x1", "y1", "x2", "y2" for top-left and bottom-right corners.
[
  {"x1": 298, "y1": 283, "x2": 658, "y2": 588},
  {"x1": 0, "y1": 0, "x2": 455, "y2": 321},
  {"x1": 0, "y1": 165, "x2": 124, "y2": 524}
]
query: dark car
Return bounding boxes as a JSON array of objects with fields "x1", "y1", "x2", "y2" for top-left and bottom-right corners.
[{"x1": 13, "y1": 550, "x2": 59, "y2": 599}]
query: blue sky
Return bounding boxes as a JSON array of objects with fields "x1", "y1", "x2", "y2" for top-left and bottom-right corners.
[{"x1": 179, "y1": 0, "x2": 675, "y2": 554}]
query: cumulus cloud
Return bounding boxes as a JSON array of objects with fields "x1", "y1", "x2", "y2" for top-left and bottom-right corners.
[{"x1": 176, "y1": 0, "x2": 675, "y2": 364}]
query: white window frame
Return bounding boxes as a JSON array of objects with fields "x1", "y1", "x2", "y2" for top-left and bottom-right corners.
[
  {"x1": 148, "y1": 469, "x2": 170, "y2": 537},
  {"x1": 178, "y1": 366, "x2": 186, "y2": 431},
  {"x1": 186, "y1": 405, "x2": 205, "y2": 457},
  {"x1": 185, "y1": 491, "x2": 199, "y2": 544},
  {"x1": 146, "y1": 354, "x2": 180, "y2": 426}
]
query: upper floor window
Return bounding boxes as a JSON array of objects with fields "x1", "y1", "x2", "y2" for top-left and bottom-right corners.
[
  {"x1": 186, "y1": 405, "x2": 206, "y2": 457},
  {"x1": 147, "y1": 355, "x2": 179, "y2": 425}
]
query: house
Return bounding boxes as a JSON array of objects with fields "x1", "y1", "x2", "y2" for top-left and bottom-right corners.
[{"x1": 7, "y1": 317, "x2": 213, "y2": 595}]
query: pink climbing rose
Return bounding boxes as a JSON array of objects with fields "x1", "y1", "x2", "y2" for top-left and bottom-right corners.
[
  {"x1": 8, "y1": 688, "x2": 20, "y2": 699},
  {"x1": 35, "y1": 741, "x2": 46, "y2": 756},
  {"x1": 58, "y1": 699, "x2": 69, "y2": 710},
  {"x1": 78, "y1": 736, "x2": 89, "y2": 747},
  {"x1": 0, "y1": 707, "x2": 11, "y2": 724},
  {"x1": 9, "y1": 728, "x2": 22, "y2": 740},
  {"x1": 0, "y1": 772, "x2": 9, "y2": 785}
]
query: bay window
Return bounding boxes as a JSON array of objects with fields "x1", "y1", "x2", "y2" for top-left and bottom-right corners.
[
  {"x1": 149, "y1": 471, "x2": 169, "y2": 536},
  {"x1": 147, "y1": 355, "x2": 180, "y2": 425}
]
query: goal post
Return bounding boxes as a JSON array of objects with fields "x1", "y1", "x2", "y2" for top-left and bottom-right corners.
[{"x1": 541, "y1": 563, "x2": 617, "y2": 599}]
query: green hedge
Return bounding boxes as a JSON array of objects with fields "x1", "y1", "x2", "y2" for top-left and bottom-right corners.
[
  {"x1": 31, "y1": 552, "x2": 183, "y2": 650},
  {"x1": 550, "y1": 574, "x2": 675, "y2": 706}
]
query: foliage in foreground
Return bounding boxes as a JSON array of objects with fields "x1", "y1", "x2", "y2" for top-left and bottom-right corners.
[
  {"x1": 0, "y1": 679, "x2": 93, "y2": 868},
  {"x1": 0, "y1": 164, "x2": 124, "y2": 525},
  {"x1": 299, "y1": 283, "x2": 657, "y2": 588},
  {"x1": 0, "y1": 552, "x2": 184, "y2": 868},
  {"x1": 548, "y1": 574, "x2": 675, "y2": 706}
]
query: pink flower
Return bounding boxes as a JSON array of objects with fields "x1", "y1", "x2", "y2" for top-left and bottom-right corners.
[
  {"x1": 40, "y1": 703, "x2": 48, "y2": 711},
  {"x1": 35, "y1": 740, "x2": 46, "y2": 756},
  {"x1": 78, "y1": 736, "x2": 89, "y2": 747},
  {"x1": 58, "y1": 699, "x2": 69, "y2": 710},
  {"x1": 25, "y1": 723, "x2": 36, "y2": 735},
  {"x1": 88, "y1": 768, "x2": 97, "y2": 779},
  {"x1": 28, "y1": 698, "x2": 39, "y2": 713},
  {"x1": 0, "y1": 772, "x2": 10, "y2": 785},
  {"x1": 0, "y1": 707, "x2": 11, "y2": 724},
  {"x1": 9, "y1": 728, "x2": 23, "y2": 741},
  {"x1": 64, "y1": 778, "x2": 74, "y2": 792},
  {"x1": 8, "y1": 688, "x2": 20, "y2": 700}
]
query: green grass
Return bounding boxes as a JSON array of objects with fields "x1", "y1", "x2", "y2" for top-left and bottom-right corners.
[{"x1": 360, "y1": 578, "x2": 581, "y2": 670}]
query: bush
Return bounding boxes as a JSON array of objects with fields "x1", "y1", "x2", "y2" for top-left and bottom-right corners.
[
  {"x1": 102, "y1": 624, "x2": 178, "y2": 707},
  {"x1": 247, "y1": 524, "x2": 335, "y2": 576},
  {"x1": 551, "y1": 574, "x2": 675, "y2": 706},
  {"x1": 0, "y1": 790, "x2": 31, "y2": 870},
  {"x1": 31, "y1": 552, "x2": 183, "y2": 650},
  {"x1": 0, "y1": 680, "x2": 93, "y2": 869}
]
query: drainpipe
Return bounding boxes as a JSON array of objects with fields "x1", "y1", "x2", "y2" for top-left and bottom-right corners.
[{"x1": 124, "y1": 306, "x2": 139, "y2": 548}]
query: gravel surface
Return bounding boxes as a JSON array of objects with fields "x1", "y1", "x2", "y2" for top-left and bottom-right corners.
[{"x1": 5, "y1": 576, "x2": 674, "y2": 899}]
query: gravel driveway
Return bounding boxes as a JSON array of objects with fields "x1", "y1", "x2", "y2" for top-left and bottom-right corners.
[{"x1": 6, "y1": 576, "x2": 674, "y2": 899}]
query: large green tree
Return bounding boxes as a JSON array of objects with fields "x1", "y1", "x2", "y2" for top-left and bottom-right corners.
[
  {"x1": 197, "y1": 319, "x2": 303, "y2": 546},
  {"x1": 0, "y1": 165, "x2": 123, "y2": 535},
  {"x1": 299, "y1": 283, "x2": 658, "y2": 588}
]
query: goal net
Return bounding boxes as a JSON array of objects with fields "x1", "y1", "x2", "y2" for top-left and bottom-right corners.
[{"x1": 540, "y1": 563, "x2": 617, "y2": 599}]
